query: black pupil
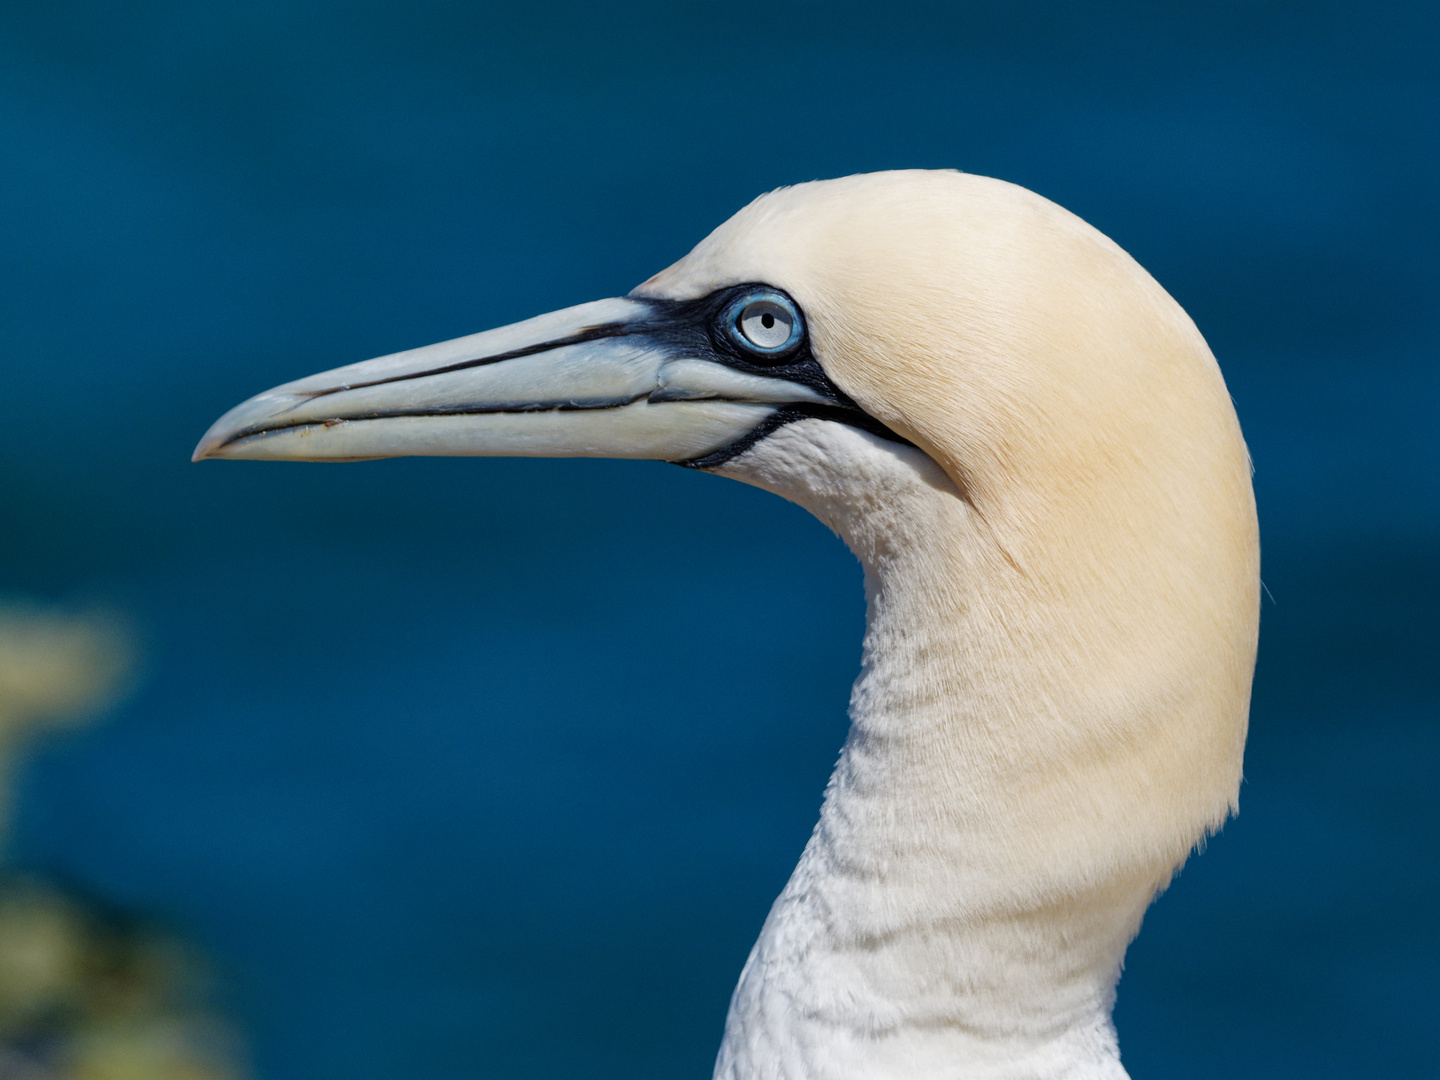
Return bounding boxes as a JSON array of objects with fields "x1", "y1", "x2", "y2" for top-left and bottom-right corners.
[{"x1": 761, "y1": 313, "x2": 775, "y2": 329}]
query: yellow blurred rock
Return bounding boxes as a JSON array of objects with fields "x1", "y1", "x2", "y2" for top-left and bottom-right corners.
[
  {"x1": 67, "y1": 1017, "x2": 242, "y2": 1080},
  {"x1": 0, "y1": 602, "x2": 252, "y2": 1080},
  {"x1": 0, "y1": 605, "x2": 134, "y2": 732},
  {"x1": 0, "y1": 880, "x2": 87, "y2": 1034},
  {"x1": 0, "y1": 604, "x2": 136, "y2": 840}
]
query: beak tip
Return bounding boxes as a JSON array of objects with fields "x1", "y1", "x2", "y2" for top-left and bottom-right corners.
[
  {"x1": 192, "y1": 390, "x2": 294, "y2": 462},
  {"x1": 191, "y1": 428, "x2": 224, "y2": 462}
]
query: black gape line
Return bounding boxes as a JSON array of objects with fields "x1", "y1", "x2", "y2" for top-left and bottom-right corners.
[
  {"x1": 679, "y1": 402, "x2": 909, "y2": 470},
  {"x1": 636, "y1": 284, "x2": 913, "y2": 468}
]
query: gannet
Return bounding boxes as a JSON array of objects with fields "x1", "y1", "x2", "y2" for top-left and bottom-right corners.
[{"x1": 194, "y1": 170, "x2": 1260, "y2": 1080}]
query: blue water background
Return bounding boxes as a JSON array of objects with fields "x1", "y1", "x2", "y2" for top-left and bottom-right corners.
[{"x1": 1, "y1": 2, "x2": 1436, "y2": 1076}]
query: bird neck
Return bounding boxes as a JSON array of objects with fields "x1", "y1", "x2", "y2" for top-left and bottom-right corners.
[
  {"x1": 713, "y1": 607, "x2": 1149, "y2": 1080},
  {"x1": 716, "y1": 425, "x2": 1172, "y2": 1080}
]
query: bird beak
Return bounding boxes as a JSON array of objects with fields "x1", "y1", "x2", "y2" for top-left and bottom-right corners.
[{"x1": 193, "y1": 296, "x2": 829, "y2": 465}]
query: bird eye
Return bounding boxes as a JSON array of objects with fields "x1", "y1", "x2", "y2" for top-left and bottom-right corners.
[{"x1": 725, "y1": 291, "x2": 803, "y2": 357}]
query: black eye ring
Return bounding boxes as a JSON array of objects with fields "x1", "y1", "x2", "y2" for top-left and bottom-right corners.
[{"x1": 721, "y1": 289, "x2": 804, "y2": 358}]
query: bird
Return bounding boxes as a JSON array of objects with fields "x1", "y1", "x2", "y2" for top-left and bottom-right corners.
[{"x1": 194, "y1": 170, "x2": 1260, "y2": 1080}]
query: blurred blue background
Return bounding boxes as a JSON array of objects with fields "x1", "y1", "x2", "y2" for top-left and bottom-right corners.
[{"x1": 2, "y1": 1, "x2": 1436, "y2": 1077}]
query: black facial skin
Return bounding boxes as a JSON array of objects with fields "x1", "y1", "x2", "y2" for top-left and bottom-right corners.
[{"x1": 634, "y1": 284, "x2": 912, "y2": 469}]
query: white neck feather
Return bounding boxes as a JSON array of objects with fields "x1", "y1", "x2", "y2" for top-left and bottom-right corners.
[{"x1": 715, "y1": 421, "x2": 1163, "y2": 1080}]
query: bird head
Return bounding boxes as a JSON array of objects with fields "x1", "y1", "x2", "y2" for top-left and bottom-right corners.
[{"x1": 196, "y1": 170, "x2": 1259, "y2": 893}]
